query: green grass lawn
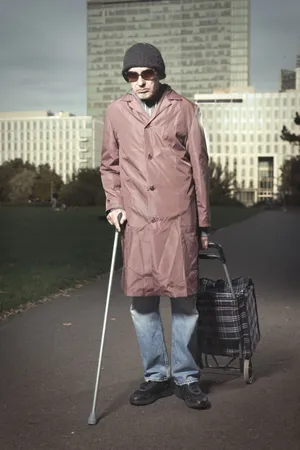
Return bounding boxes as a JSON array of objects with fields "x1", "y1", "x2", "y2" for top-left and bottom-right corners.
[{"x1": 0, "y1": 205, "x2": 260, "y2": 314}]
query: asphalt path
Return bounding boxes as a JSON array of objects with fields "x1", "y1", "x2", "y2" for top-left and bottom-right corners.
[{"x1": 1, "y1": 210, "x2": 300, "y2": 450}]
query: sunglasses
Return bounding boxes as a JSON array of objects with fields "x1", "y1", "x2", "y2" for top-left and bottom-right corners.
[{"x1": 126, "y1": 69, "x2": 156, "y2": 83}]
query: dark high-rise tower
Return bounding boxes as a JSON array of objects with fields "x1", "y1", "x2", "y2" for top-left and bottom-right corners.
[{"x1": 87, "y1": 0, "x2": 250, "y2": 118}]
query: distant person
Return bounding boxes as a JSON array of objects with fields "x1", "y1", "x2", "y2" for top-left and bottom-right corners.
[
  {"x1": 51, "y1": 193, "x2": 58, "y2": 210},
  {"x1": 100, "y1": 43, "x2": 211, "y2": 410}
]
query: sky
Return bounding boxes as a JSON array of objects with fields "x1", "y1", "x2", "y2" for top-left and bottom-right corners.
[{"x1": 0, "y1": 0, "x2": 299, "y2": 116}]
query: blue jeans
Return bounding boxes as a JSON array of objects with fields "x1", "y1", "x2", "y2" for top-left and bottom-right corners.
[{"x1": 130, "y1": 295, "x2": 200, "y2": 386}]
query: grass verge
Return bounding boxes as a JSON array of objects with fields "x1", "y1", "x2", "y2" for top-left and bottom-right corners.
[{"x1": 0, "y1": 205, "x2": 260, "y2": 314}]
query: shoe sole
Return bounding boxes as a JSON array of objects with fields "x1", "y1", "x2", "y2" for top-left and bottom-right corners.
[{"x1": 130, "y1": 387, "x2": 174, "y2": 406}]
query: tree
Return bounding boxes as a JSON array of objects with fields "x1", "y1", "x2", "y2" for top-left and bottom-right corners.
[
  {"x1": 9, "y1": 169, "x2": 37, "y2": 203},
  {"x1": 280, "y1": 112, "x2": 300, "y2": 204},
  {"x1": 0, "y1": 159, "x2": 63, "y2": 203},
  {"x1": 32, "y1": 164, "x2": 63, "y2": 201},
  {"x1": 208, "y1": 160, "x2": 237, "y2": 205},
  {"x1": 60, "y1": 168, "x2": 105, "y2": 206},
  {"x1": 0, "y1": 159, "x2": 36, "y2": 202},
  {"x1": 279, "y1": 156, "x2": 300, "y2": 204},
  {"x1": 281, "y1": 112, "x2": 300, "y2": 147}
]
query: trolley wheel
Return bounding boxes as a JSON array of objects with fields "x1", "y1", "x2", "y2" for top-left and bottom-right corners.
[{"x1": 243, "y1": 358, "x2": 254, "y2": 384}]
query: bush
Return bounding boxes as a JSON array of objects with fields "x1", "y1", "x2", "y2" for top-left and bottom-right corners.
[
  {"x1": 59, "y1": 168, "x2": 106, "y2": 207},
  {"x1": 60, "y1": 180, "x2": 106, "y2": 207},
  {"x1": 210, "y1": 196, "x2": 245, "y2": 207}
]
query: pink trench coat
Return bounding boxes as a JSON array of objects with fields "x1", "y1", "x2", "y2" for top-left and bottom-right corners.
[{"x1": 100, "y1": 87, "x2": 210, "y2": 298}]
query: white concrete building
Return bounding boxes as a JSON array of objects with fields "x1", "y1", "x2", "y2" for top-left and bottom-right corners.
[
  {"x1": 87, "y1": 0, "x2": 250, "y2": 119},
  {"x1": 195, "y1": 76, "x2": 300, "y2": 205},
  {"x1": 0, "y1": 111, "x2": 103, "y2": 182}
]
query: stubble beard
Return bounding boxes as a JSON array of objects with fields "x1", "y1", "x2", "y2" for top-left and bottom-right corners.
[{"x1": 137, "y1": 91, "x2": 153, "y2": 100}]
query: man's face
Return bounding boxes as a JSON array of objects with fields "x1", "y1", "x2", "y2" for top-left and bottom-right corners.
[{"x1": 127, "y1": 67, "x2": 160, "y2": 100}]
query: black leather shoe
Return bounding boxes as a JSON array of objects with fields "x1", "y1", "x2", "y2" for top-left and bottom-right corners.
[
  {"x1": 129, "y1": 380, "x2": 174, "y2": 406},
  {"x1": 175, "y1": 382, "x2": 210, "y2": 409}
]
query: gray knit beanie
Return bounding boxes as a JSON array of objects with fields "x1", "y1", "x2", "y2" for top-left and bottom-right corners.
[{"x1": 122, "y1": 43, "x2": 166, "y2": 80}]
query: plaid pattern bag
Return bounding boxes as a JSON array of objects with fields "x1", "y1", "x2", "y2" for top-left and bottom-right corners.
[{"x1": 197, "y1": 277, "x2": 260, "y2": 358}]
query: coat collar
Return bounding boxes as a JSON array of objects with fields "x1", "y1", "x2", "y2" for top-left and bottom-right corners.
[{"x1": 121, "y1": 85, "x2": 182, "y2": 126}]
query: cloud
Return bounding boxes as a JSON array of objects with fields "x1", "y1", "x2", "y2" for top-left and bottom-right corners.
[
  {"x1": 250, "y1": 0, "x2": 300, "y2": 90},
  {"x1": 0, "y1": 0, "x2": 299, "y2": 113},
  {"x1": 0, "y1": 0, "x2": 86, "y2": 114}
]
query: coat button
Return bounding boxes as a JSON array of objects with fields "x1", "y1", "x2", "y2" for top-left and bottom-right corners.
[
  {"x1": 148, "y1": 154, "x2": 153, "y2": 160},
  {"x1": 149, "y1": 185, "x2": 155, "y2": 191},
  {"x1": 151, "y1": 218, "x2": 157, "y2": 223}
]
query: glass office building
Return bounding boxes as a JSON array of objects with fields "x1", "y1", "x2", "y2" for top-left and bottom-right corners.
[
  {"x1": 0, "y1": 111, "x2": 103, "y2": 182},
  {"x1": 195, "y1": 89, "x2": 300, "y2": 205},
  {"x1": 87, "y1": 0, "x2": 250, "y2": 118}
]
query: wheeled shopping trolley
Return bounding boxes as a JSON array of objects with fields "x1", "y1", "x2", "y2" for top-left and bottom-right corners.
[{"x1": 197, "y1": 242, "x2": 260, "y2": 384}]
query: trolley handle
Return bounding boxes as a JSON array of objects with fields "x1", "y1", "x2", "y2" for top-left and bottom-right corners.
[
  {"x1": 199, "y1": 242, "x2": 226, "y2": 264},
  {"x1": 199, "y1": 241, "x2": 236, "y2": 301}
]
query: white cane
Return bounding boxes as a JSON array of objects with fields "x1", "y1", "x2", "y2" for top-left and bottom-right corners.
[{"x1": 88, "y1": 213, "x2": 123, "y2": 425}]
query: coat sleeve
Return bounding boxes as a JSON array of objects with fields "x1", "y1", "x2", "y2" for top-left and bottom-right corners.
[
  {"x1": 186, "y1": 106, "x2": 211, "y2": 228},
  {"x1": 100, "y1": 106, "x2": 123, "y2": 212}
]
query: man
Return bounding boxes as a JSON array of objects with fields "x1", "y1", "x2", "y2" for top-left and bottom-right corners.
[{"x1": 100, "y1": 43, "x2": 211, "y2": 410}]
